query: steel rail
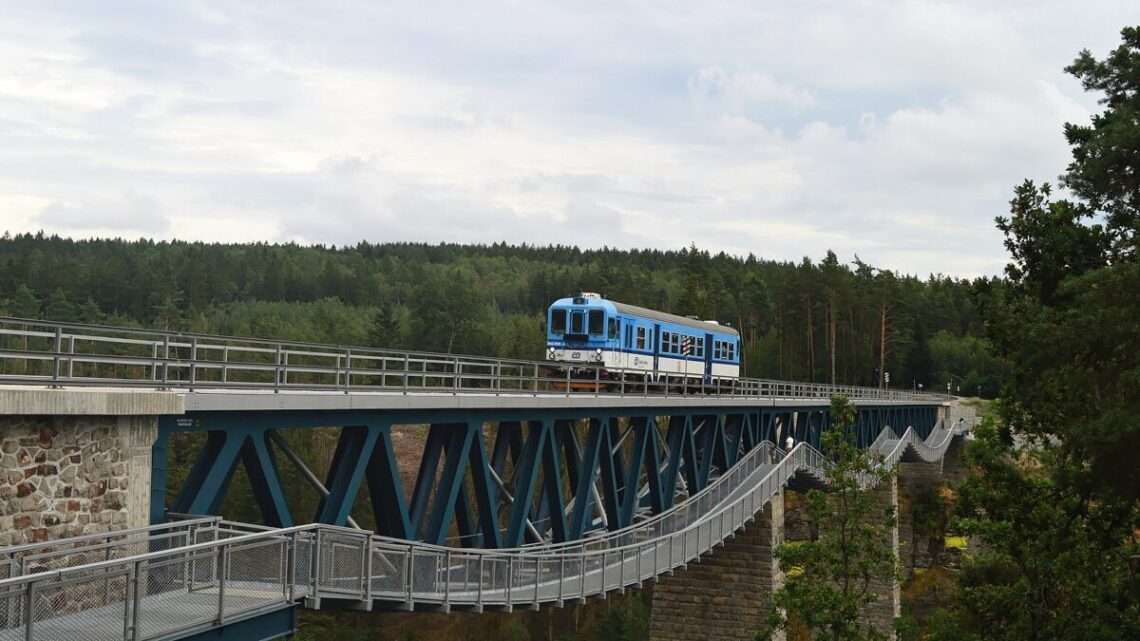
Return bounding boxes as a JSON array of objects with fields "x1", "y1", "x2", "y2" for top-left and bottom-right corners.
[{"x1": 0, "y1": 317, "x2": 949, "y2": 402}]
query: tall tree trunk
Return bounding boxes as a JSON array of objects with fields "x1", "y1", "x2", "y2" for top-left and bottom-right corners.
[
  {"x1": 878, "y1": 302, "x2": 888, "y2": 388},
  {"x1": 776, "y1": 307, "x2": 784, "y2": 378},
  {"x1": 806, "y1": 298, "x2": 815, "y2": 382},
  {"x1": 829, "y1": 297, "x2": 837, "y2": 385}
]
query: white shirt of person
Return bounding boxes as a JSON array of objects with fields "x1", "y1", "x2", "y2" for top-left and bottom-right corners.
[{"x1": 785, "y1": 436, "x2": 794, "y2": 450}]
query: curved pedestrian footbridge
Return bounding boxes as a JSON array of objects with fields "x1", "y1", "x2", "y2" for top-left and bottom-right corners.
[{"x1": 0, "y1": 418, "x2": 969, "y2": 641}]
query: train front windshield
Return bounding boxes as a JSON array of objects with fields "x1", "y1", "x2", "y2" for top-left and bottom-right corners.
[
  {"x1": 551, "y1": 309, "x2": 567, "y2": 335},
  {"x1": 550, "y1": 306, "x2": 608, "y2": 341}
]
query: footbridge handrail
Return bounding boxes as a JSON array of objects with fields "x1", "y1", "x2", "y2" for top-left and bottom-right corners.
[{"x1": 0, "y1": 316, "x2": 948, "y2": 402}]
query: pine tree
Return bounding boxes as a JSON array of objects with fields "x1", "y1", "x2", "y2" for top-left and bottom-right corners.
[
  {"x1": 760, "y1": 396, "x2": 898, "y2": 641},
  {"x1": 10, "y1": 285, "x2": 40, "y2": 319},
  {"x1": 368, "y1": 306, "x2": 401, "y2": 349}
]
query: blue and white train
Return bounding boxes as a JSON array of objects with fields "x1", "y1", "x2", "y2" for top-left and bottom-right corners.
[{"x1": 545, "y1": 293, "x2": 741, "y2": 382}]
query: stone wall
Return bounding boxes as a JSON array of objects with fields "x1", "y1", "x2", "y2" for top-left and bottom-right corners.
[
  {"x1": 0, "y1": 416, "x2": 157, "y2": 546},
  {"x1": 897, "y1": 461, "x2": 943, "y2": 580},
  {"x1": 649, "y1": 493, "x2": 785, "y2": 641},
  {"x1": 861, "y1": 476, "x2": 902, "y2": 637}
]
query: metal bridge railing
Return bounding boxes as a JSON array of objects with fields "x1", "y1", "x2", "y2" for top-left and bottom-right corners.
[
  {"x1": 0, "y1": 420, "x2": 969, "y2": 639},
  {"x1": 0, "y1": 317, "x2": 948, "y2": 402}
]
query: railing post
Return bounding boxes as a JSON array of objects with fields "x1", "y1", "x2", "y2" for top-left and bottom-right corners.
[
  {"x1": 558, "y1": 556, "x2": 565, "y2": 604},
  {"x1": 24, "y1": 581, "x2": 35, "y2": 641},
  {"x1": 405, "y1": 545, "x2": 415, "y2": 609},
  {"x1": 600, "y1": 551, "x2": 606, "y2": 592},
  {"x1": 287, "y1": 532, "x2": 298, "y2": 601},
  {"x1": 311, "y1": 529, "x2": 322, "y2": 608},
  {"x1": 216, "y1": 544, "x2": 228, "y2": 625},
  {"x1": 130, "y1": 560, "x2": 143, "y2": 641},
  {"x1": 344, "y1": 348, "x2": 352, "y2": 394},
  {"x1": 637, "y1": 541, "x2": 643, "y2": 583},
  {"x1": 580, "y1": 553, "x2": 587, "y2": 602},
  {"x1": 444, "y1": 550, "x2": 451, "y2": 609},
  {"x1": 619, "y1": 547, "x2": 626, "y2": 589},
  {"x1": 189, "y1": 336, "x2": 198, "y2": 391},
  {"x1": 274, "y1": 344, "x2": 282, "y2": 393},
  {"x1": 161, "y1": 335, "x2": 170, "y2": 388},
  {"x1": 533, "y1": 557, "x2": 540, "y2": 607},
  {"x1": 477, "y1": 556, "x2": 484, "y2": 610},
  {"x1": 454, "y1": 358, "x2": 461, "y2": 394},
  {"x1": 363, "y1": 535, "x2": 373, "y2": 604},
  {"x1": 506, "y1": 556, "x2": 513, "y2": 606},
  {"x1": 403, "y1": 355, "x2": 410, "y2": 395},
  {"x1": 67, "y1": 334, "x2": 75, "y2": 379},
  {"x1": 51, "y1": 326, "x2": 62, "y2": 386}
]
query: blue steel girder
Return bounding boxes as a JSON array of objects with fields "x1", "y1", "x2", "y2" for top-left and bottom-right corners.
[
  {"x1": 618, "y1": 416, "x2": 660, "y2": 525},
  {"x1": 171, "y1": 426, "x2": 293, "y2": 528},
  {"x1": 154, "y1": 403, "x2": 944, "y2": 549}
]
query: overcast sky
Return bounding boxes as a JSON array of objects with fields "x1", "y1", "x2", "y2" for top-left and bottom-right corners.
[{"x1": 0, "y1": 2, "x2": 1135, "y2": 276}]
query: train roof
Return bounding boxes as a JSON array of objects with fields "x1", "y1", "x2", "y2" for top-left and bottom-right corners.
[
  {"x1": 610, "y1": 300, "x2": 740, "y2": 336},
  {"x1": 550, "y1": 295, "x2": 740, "y2": 337}
]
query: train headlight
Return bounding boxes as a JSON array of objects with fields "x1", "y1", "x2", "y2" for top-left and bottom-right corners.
[
  {"x1": 595, "y1": 348, "x2": 603, "y2": 361},
  {"x1": 547, "y1": 347, "x2": 556, "y2": 359}
]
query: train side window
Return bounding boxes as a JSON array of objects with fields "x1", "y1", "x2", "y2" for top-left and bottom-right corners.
[
  {"x1": 727, "y1": 342, "x2": 735, "y2": 361},
  {"x1": 551, "y1": 310, "x2": 566, "y2": 334},
  {"x1": 671, "y1": 333, "x2": 681, "y2": 354},
  {"x1": 588, "y1": 310, "x2": 604, "y2": 335},
  {"x1": 660, "y1": 331, "x2": 670, "y2": 353},
  {"x1": 625, "y1": 325, "x2": 632, "y2": 348},
  {"x1": 636, "y1": 327, "x2": 647, "y2": 350},
  {"x1": 692, "y1": 336, "x2": 704, "y2": 357},
  {"x1": 607, "y1": 318, "x2": 618, "y2": 339}
]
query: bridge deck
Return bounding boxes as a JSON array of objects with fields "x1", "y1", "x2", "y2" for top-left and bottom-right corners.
[{"x1": 0, "y1": 317, "x2": 946, "y2": 417}]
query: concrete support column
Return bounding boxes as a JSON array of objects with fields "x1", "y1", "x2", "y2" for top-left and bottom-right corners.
[
  {"x1": 122, "y1": 416, "x2": 159, "y2": 530},
  {"x1": 861, "y1": 475, "x2": 901, "y2": 638},
  {"x1": 649, "y1": 492, "x2": 785, "y2": 641},
  {"x1": 897, "y1": 461, "x2": 942, "y2": 580}
]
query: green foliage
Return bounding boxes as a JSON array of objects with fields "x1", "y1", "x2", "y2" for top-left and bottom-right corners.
[
  {"x1": 760, "y1": 396, "x2": 898, "y2": 641},
  {"x1": 593, "y1": 594, "x2": 649, "y2": 641},
  {"x1": 1062, "y1": 26, "x2": 1140, "y2": 260},
  {"x1": 951, "y1": 420, "x2": 1140, "y2": 641},
  {"x1": 944, "y1": 25, "x2": 1140, "y2": 641},
  {"x1": 10, "y1": 284, "x2": 39, "y2": 319},
  {"x1": 0, "y1": 236, "x2": 997, "y2": 392},
  {"x1": 926, "y1": 331, "x2": 1006, "y2": 399}
]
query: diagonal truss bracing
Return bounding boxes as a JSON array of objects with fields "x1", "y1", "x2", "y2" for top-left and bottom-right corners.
[{"x1": 155, "y1": 404, "x2": 942, "y2": 548}]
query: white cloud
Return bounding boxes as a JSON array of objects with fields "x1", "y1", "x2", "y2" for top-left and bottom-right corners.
[
  {"x1": 37, "y1": 192, "x2": 170, "y2": 235},
  {"x1": 0, "y1": 1, "x2": 1133, "y2": 277}
]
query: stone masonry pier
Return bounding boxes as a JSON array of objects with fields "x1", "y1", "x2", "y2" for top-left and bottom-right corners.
[
  {"x1": 0, "y1": 388, "x2": 182, "y2": 546},
  {"x1": 649, "y1": 408, "x2": 972, "y2": 641},
  {"x1": 649, "y1": 493, "x2": 785, "y2": 641}
]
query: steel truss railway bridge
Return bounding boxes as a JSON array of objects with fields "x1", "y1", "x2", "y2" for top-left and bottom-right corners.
[{"x1": 0, "y1": 318, "x2": 971, "y2": 641}]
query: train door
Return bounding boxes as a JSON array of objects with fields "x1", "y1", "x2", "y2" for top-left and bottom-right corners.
[
  {"x1": 652, "y1": 323, "x2": 661, "y2": 377},
  {"x1": 703, "y1": 333, "x2": 714, "y2": 382},
  {"x1": 623, "y1": 322, "x2": 633, "y2": 369}
]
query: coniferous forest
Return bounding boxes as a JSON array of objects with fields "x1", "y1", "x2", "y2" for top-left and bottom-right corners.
[{"x1": 0, "y1": 238, "x2": 1004, "y2": 397}]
